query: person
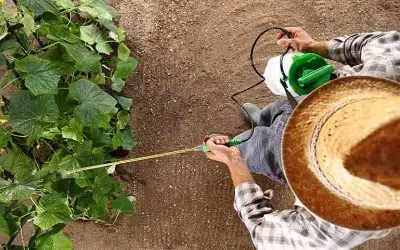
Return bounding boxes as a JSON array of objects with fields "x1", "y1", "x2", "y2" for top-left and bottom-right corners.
[{"x1": 204, "y1": 27, "x2": 400, "y2": 249}]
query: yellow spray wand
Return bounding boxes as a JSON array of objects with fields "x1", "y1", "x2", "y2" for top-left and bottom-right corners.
[{"x1": 63, "y1": 139, "x2": 242, "y2": 176}]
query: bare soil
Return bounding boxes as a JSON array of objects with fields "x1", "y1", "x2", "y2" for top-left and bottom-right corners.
[{"x1": 65, "y1": 0, "x2": 400, "y2": 249}]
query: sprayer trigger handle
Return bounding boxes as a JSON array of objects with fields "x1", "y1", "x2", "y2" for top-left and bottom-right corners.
[{"x1": 201, "y1": 138, "x2": 242, "y2": 152}]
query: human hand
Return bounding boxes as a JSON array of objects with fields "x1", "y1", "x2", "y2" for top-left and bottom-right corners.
[
  {"x1": 276, "y1": 27, "x2": 316, "y2": 52},
  {"x1": 205, "y1": 136, "x2": 242, "y2": 165},
  {"x1": 205, "y1": 136, "x2": 254, "y2": 186}
]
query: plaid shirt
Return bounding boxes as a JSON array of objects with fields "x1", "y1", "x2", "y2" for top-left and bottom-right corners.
[
  {"x1": 235, "y1": 31, "x2": 400, "y2": 249},
  {"x1": 327, "y1": 31, "x2": 400, "y2": 81}
]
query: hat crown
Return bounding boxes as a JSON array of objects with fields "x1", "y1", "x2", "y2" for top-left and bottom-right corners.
[
  {"x1": 344, "y1": 118, "x2": 400, "y2": 190},
  {"x1": 282, "y1": 76, "x2": 400, "y2": 230},
  {"x1": 314, "y1": 97, "x2": 400, "y2": 210}
]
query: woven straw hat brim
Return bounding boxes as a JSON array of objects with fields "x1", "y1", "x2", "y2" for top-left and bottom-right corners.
[{"x1": 282, "y1": 76, "x2": 400, "y2": 230}]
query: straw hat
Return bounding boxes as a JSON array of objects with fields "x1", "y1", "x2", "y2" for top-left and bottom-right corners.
[{"x1": 282, "y1": 76, "x2": 400, "y2": 230}]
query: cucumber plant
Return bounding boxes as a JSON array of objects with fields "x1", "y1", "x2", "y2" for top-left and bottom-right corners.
[{"x1": 0, "y1": 0, "x2": 137, "y2": 248}]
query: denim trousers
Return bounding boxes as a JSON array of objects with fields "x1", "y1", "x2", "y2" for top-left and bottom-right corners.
[{"x1": 236, "y1": 99, "x2": 295, "y2": 184}]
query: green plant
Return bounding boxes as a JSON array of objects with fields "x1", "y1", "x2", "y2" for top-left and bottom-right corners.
[{"x1": 0, "y1": 0, "x2": 138, "y2": 248}]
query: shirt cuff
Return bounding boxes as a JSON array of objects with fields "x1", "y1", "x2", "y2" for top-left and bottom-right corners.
[
  {"x1": 233, "y1": 182, "x2": 266, "y2": 213},
  {"x1": 326, "y1": 38, "x2": 345, "y2": 62}
]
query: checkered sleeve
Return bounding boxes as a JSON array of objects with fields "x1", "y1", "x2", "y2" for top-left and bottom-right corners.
[
  {"x1": 234, "y1": 183, "x2": 392, "y2": 249},
  {"x1": 327, "y1": 31, "x2": 400, "y2": 81},
  {"x1": 234, "y1": 183, "x2": 314, "y2": 249},
  {"x1": 234, "y1": 183, "x2": 276, "y2": 248},
  {"x1": 326, "y1": 32, "x2": 386, "y2": 65}
]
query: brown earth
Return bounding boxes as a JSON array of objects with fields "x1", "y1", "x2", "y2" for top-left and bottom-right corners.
[{"x1": 65, "y1": 0, "x2": 400, "y2": 249}]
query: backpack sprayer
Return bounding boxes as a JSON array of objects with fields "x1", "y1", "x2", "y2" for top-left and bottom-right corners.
[{"x1": 65, "y1": 27, "x2": 334, "y2": 176}]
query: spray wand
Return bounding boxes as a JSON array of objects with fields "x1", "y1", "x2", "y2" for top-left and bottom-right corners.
[{"x1": 63, "y1": 139, "x2": 242, "y2": 176}]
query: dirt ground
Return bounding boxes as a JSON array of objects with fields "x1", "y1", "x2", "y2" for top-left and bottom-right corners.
[{"x1": 65, "y1": 0, "x2": 400, "y2": 249}]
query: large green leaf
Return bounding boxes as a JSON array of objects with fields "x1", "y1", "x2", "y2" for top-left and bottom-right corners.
[
  {"x1": 97, "y1": 113, "x2": 111, "y2": 129},
  {"x1": 20, "y1": 6, "x2": 35, "y2": 36},
  {"x1": 0, "y1": 70, "x2": 20, "y2": 90},
  {"x1": 36, "y1": 231, "x2": 73, "y2": 250},
  {"x1": 78, "y1": 0, "x2": 116, "y2": 21},
  {"x1": 97, "y1": 18, "x2": 126, "y2": 42},
  {"x1": 0, "y1": 179, "x2": 36, "y2": 203},
  {"x1": 75, "y1": 192, "x2": 95, "y2": 212},
  {"x1": 57, "y1": 155, "x2": 80, "y2": 174},
  {"x1": 116, "y1": 110, "x2": 130, "y2": 130},
  {"x1": 61, "y1": 118, "x2": 83, "y2": 143},
  {"x1": 18, "y1": 0, "x2": 60, "y2": 17},
  {"x1": 0, "y1": 203, "x2": 20, "y2": 237},
  {"x1": 92, "y1": 172, "x2": 120, "y2": 200},
  {"x1": 53, "y1": 0, "x2": 75, "y2": 10},
  {"x1": 0, "y1": 34, "x2": 23, "y2": 64},
  {"x1": 95, "y1": 36, "x2": 113, "y2": 55},
  {"x1": 90, "y1": 196, "x2": 107, "y2": 218},
  {"x1": 116, "y1": 95, "x2": 133, "y2": 111},
  {"x1": 60, "y1": 42, "x2": 101, "y2": 73},
  {"x1": 80, "y1": 24, "x2": 113, "y2": 55},
  {"x1": 40, "y1": 127, "x2": 61, "y2": 140},
  {"x1": 0, "y1": 19, "x2": 8, "y2": 40},
  {"x1": 86, "y1": 169, "x2": 120, "y2": 218},
  {"x1": 40, "y1": 44, "x2": 77, "y2": 73},
  {"x1": 111, "y1": 195, "x2": 134, "y2": 215},
  {"x1": 39, "y1": 21, "x2": 80, "y2": 44},
  {"x1": 68, "y1": 140, "x2": 106, "y2": 168},
  {"x1": 112, "y1": 129, "x2": 136, "y2": 150},
  {"x1": 33, "y1": 192, "x2": 71, "y2": 230},
  {"x1": 117, "y1": 43, "x2": 130, "y2": 61},
  {"x1": 91, "y1": 171, "x2": 121, "y2": 217},
  {"x1": 9, "y1": 91, "x2": 59, "y2": 137},
  {"x1": 0, "y1": 212, "x2": 10, "y2": 236},
  {"x1": 86, "y1": 127, "x2": 112, "y2": 148},
  {"x1": 0, "y1": 20, "x2": 8, "y2": 43},
  {"x1": 0, "y1": 151, "x2": 34, "y2": 183},
  {"x1": 15, "y1": 55, "x2": 62, "y2": 95},
  {"x1": 111, "y1": 78, "x2": 125, "y2": 92},
  {"x1": 35, "y1": 151, "x2": 63, "y2": 179},
  {"x1": 79, "y1": 25, "x2": 98, "y2": 45},
  {"x1": 114, "y1": 57, "x2": 137, "y2": 79},
  {"x1": 69, "y1": 79, "x2": 117, "y2": 126},
  {"x1": 97, "y1": 18, "x2": 117, "y2": 32},
  {"x1": 0, "y1": 127, "x2": 11, "y2": 147},
  {"x1": 0, "y1": 151, "x2": 36, "y2": 202}
]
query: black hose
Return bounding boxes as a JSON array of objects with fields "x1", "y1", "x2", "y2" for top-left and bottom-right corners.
[{"x1": 232, "y1": 27, "x2": 294, "y2": 143}]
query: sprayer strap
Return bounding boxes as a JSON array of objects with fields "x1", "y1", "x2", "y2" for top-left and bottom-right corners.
[
  {"x1": 280, "y1": 78, "x2": 298, "y2": 109},
  {"x1": 250, "y1": 27, "x2": 298, "y2": 109}
]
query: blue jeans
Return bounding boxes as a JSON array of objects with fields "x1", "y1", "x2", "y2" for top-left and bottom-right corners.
[{"x1": 236, "y1": 99, "x2": 295, "y2": 184}]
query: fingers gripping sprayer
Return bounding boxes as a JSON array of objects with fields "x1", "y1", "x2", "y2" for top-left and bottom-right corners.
[
  {"x1": 250, "y1": 27, "x2": 335, "y2": 109},
  {"x1": 264, "y1": 53, "x2": 334, "y2": 97}
]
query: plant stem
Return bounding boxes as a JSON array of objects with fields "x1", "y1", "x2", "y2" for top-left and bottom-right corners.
[
  {"x1": 0, "y1": 77, "x2": 22, "y2": 91},
  {"x1": 110, "y1": 212, "x2": 120, "y2": 226},
  {"x1": 6, "y1": 206, "x2": 36, "y2": 248},
  {"x1": 35, "y1": 42, "x2": 60, "y2": 52},
  {"x1": 28, "y1": 227, "x2": 41, "y2": 249},
  {"x1": 19, "y1": 223, "x2": 25, "y2": 249}
]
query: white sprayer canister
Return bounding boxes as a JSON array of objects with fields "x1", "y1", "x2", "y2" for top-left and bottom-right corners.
[{"x1": 263, "y1": 52, "x2": 302, "y2": 97}]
